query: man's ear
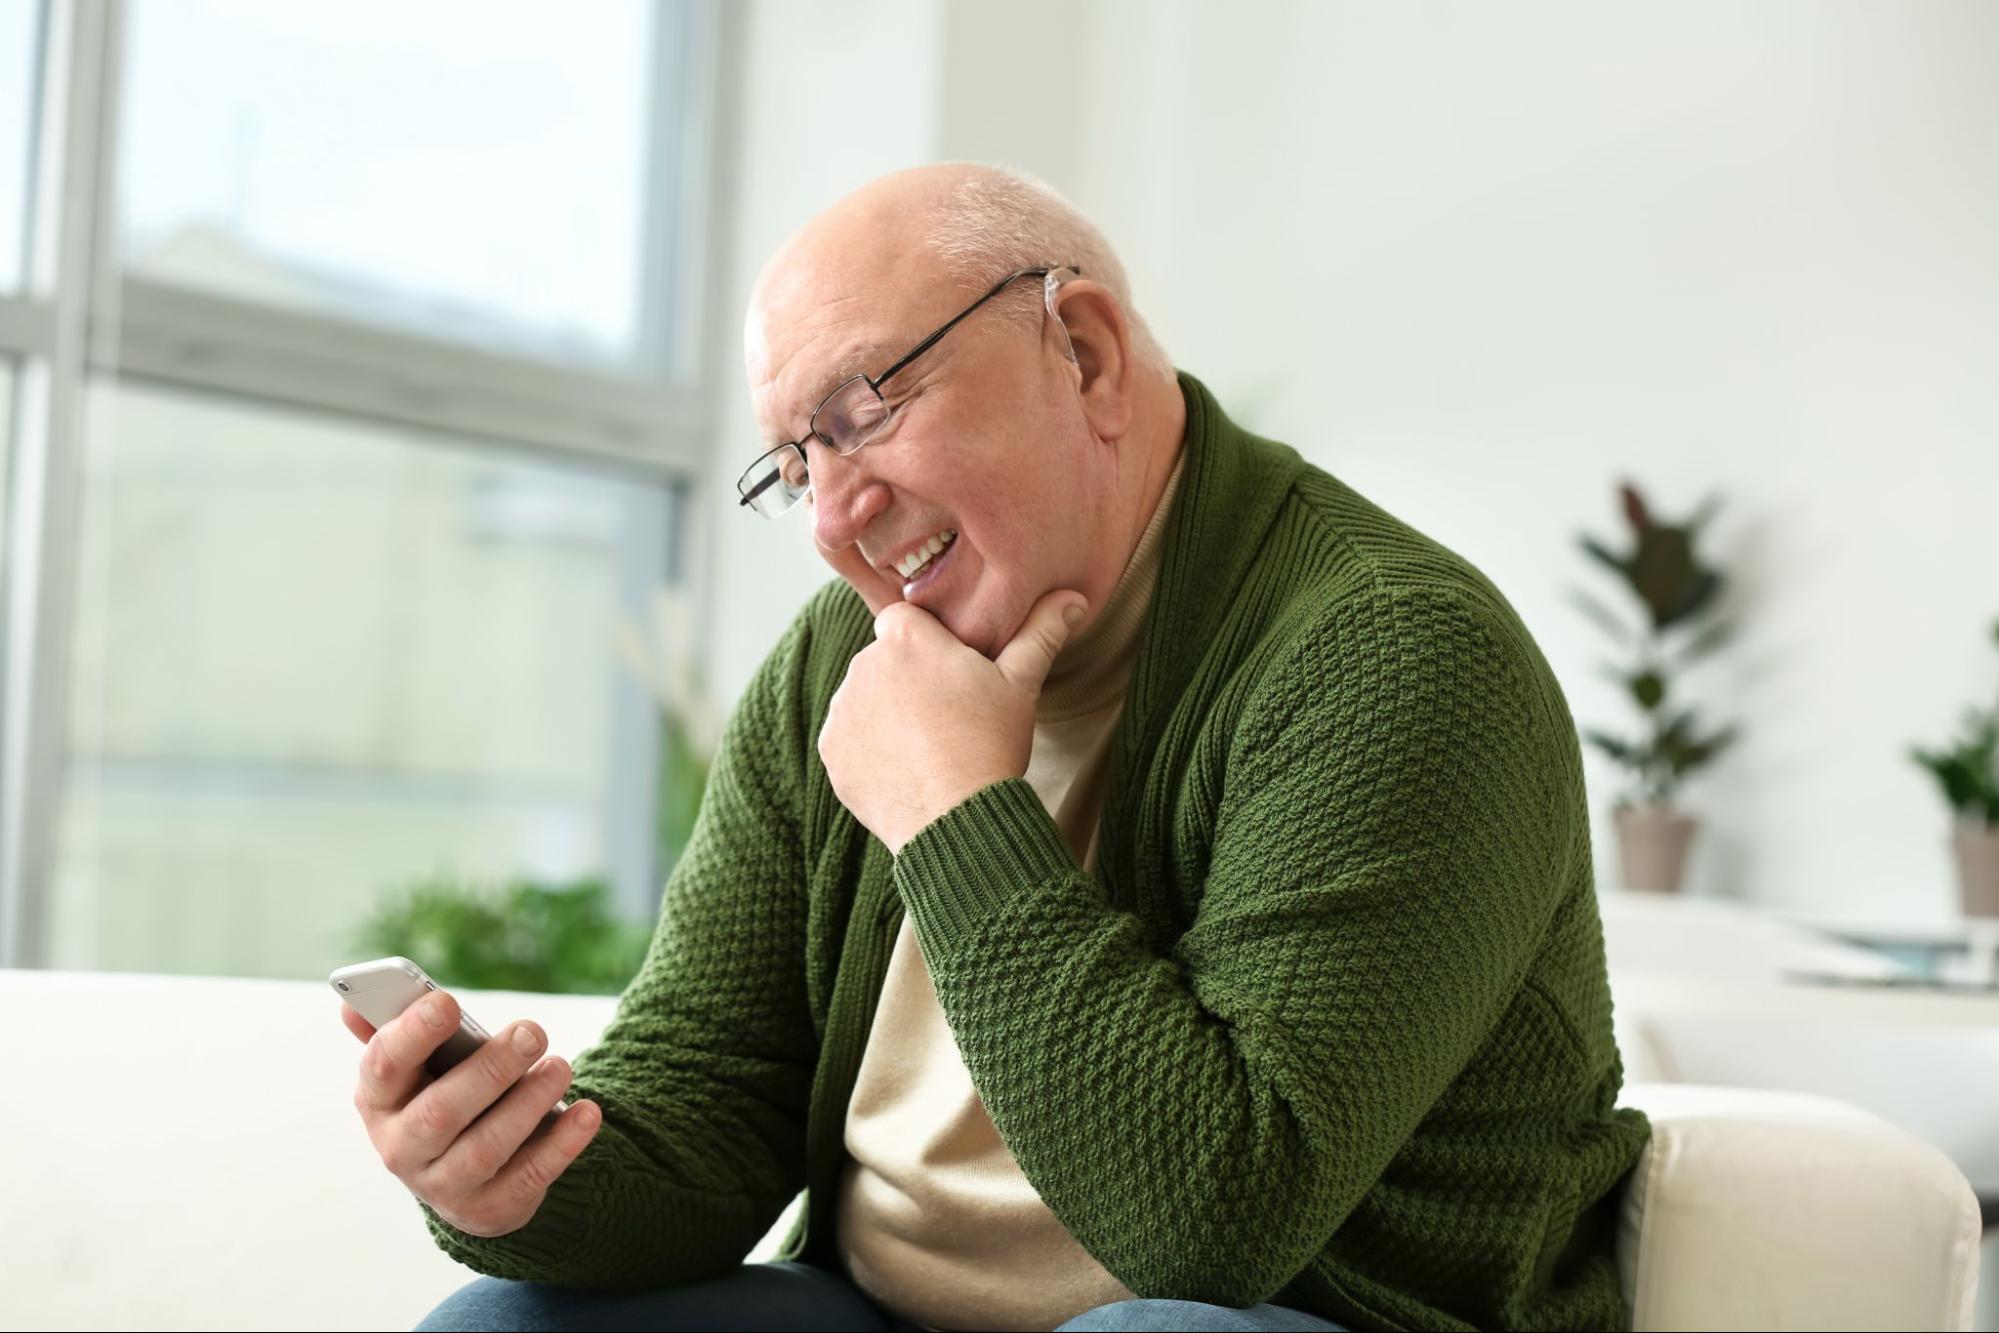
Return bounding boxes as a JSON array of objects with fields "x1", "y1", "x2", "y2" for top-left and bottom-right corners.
[{"x1": 1051, "y1": 280, "x2": 1135, "y2": 442}]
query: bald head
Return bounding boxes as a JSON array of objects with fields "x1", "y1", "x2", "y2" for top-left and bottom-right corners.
[
  {"x1": 743, "y1": 166, "x2": 964, "y2": 404},
  {"x1": 739, "y1": 162, "x2": 1185, "y2": 663},
  {"x1": 746, "y1": 163, "x2": 1167, "y2": 391}
]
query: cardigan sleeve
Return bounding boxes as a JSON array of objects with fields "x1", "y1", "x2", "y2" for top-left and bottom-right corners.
[
  {"x1": 415, "y1": 612, "x2": 821, "y2": 1288},
  {"x1": 889, "y1": 585, "x2": 1575, "y2": 1309}
]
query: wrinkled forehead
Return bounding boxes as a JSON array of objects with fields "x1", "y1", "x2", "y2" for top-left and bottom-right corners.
[
  {"x1": 756, "y1": 321, "x2": 900, "y2": 436},
  {"x1": 746, "y1": 239, "x2": 954, "y2": 440}
]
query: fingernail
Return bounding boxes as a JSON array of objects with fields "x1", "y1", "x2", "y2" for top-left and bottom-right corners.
[
  {"x1": 1063, "y1": 604, "x2": 1085, "y2": 627},
  {"x1": 421, "y1": 996, "x2": 447, "y2": 1027},
  {"x1": 512, "y1": 1025, "x2": 542, "y2": 1056}
]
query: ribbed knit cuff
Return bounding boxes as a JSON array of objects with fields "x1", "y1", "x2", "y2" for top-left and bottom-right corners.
[
  {"x1": 892, "y1": 777, "x2": 1078, "y2": 951},
  {"x1": 415, "y1": 1151, "x2": 603, "y2": 1279}
]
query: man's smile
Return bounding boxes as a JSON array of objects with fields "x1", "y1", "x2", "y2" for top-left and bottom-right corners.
[
  {"x1": 879, "y1": 526, "x2": 959, "y2": 582},
  {"x1": 900, "y1": 529, "x2": 962, "y2": 602}
]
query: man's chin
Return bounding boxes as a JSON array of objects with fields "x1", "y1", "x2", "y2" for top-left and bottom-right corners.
[
  {"x1": 957, "y1": 604, "x2": 1028, "y2": 662},
  {"x1": 922, "y1": 597, "x2": 995, "y2": 659},
  {"x1": 838, "y1": 568, "x2": 1008, "y2": 657}
]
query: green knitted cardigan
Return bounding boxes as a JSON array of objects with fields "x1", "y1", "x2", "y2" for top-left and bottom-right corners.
[{"x1": 420, "y1": 372, "x2": 1651, "y2": 1332}]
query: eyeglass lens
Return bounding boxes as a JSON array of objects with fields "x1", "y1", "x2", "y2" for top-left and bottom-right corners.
[{"x1": 738, "y1": 375, "x2": 892, "y2": 515}]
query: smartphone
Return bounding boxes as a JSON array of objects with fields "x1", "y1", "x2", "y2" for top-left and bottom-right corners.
[{"x1": 329, "y1": 955, "x2": 572, "y2": 1112}]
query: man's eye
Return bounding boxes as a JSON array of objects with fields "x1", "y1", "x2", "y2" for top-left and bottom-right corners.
[{"x1": 880, "y1": 387, "x2": 921, "y2": 422}]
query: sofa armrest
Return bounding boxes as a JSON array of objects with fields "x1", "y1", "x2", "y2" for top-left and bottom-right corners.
[{"x1": 1615, "y1": 1082, "x2": 1982, "y2": 1332}]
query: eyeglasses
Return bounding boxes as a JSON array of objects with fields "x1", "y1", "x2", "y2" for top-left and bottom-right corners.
[{"x1": 736, "y1": 264, "x2": 1080, "y2": 518}]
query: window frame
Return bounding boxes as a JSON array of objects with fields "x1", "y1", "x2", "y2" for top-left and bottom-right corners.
[{"x1": 0, "y1": 0, "x2": 730, "y2": 968}]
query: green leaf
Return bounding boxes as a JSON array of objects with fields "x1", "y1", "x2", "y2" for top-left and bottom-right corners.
[
  {"x1": 1619, "y1": 482, "x2": 1652, "y2": 533},
  {"x1": 1568, "y1": 586, "x2": 1635, "y2": 647},
  {"x1": 1672, "y1": 722, "x2": 1740, "y2": 776},
  {"x1": 1669, "y1": 617, "x2": 1736, "y2": 668},
  {"x1": 1663, "y1": 569, "x2": 1724, "y2": 629},
  {"x1": 1583, "y1": 729, "x2": 1635, "y2": 765},
  {"x1": 1686, "y1": 491, "x2": 1725, "y2": 534},
  {"x1": 1655, "y1": 708, "x2": 1697, "y2": 747},
  {"x1": 1579, "y1": 535, "x2": 1629, "y2": 582},
  {"x1": 1628, "y1": 670, "x2": 1667, "y2": 711}
]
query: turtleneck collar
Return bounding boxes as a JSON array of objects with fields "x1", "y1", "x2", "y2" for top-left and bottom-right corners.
[{"x1": 1035, "y1": 445, "x2": 1188, "y2": 723}]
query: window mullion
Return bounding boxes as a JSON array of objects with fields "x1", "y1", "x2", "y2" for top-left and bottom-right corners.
[
  {"x1": 1, "y1": 0, "x2": 119, "y2": 969},
  {"x1": 0, "y1": 294, "x2": 55, "y2": 356},
  {"x1": 100, "y1": 278, "x2": 709, "y2": 478}
]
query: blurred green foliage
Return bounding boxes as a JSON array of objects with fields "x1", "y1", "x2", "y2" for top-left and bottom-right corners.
[
  {"x1": 353, "y1": 874, "x2": 653, "y2": 995},
  {"x1": 1910, "y1": 618, "x2": 1999, "y2": 828},
  {"x1": 656, "y1": 707, "x2": 711, "y2": 882}
]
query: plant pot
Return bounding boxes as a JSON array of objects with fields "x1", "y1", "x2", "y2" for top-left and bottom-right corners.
[
  {"x1": 1953, "y1": 820, "x2": 1999, "y2": 919},
  {"x1": 1613, "y1": 803, "x2": 1698, "y2": 893}
]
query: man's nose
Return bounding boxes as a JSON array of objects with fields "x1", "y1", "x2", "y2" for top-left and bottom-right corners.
[{"x1": 809, "y1": 444, "x2": 889, "y2": 552}]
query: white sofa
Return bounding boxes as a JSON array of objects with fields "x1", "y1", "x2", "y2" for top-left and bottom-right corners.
[
  {"x1": 1600, "y1": 889, "x2": 1999, "y2": 1201},
  {"x1": 0, "y1": 964, "x2": 1982, "y2": 1333}
]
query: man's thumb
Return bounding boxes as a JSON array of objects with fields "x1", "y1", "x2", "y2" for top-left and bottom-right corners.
[{"x1": 995, "y1": 591, "x2": 1088, "y2": 692}]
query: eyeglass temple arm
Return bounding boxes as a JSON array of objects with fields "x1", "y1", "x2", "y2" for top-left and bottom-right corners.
[
  {"x1": 738, "y1": 464, "x2": 784, "y2": 506},
  {"x1": 871, "y1": 265, "x2": 1079, "y2": 391}
]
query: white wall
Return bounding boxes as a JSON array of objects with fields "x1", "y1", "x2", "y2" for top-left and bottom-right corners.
[
  {"x1": 698, "y1": 0, "x2": 944, "y2": 714},
  {"x1": 703, "y1": 0, "x2": 1999, "y2": 923}
]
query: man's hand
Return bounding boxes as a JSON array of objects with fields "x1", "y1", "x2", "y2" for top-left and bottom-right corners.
[
  {"x1": 819, "y1": 589, "x2": 1087, "y2": 854},
  {"x1": 340, "y1": 992, "x2": 603, "y2": 1239}
]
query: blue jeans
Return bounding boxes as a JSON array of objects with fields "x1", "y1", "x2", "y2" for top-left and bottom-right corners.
[{"x1": 412, "y1": 1261, "x2": 1348, "y2": 1331}]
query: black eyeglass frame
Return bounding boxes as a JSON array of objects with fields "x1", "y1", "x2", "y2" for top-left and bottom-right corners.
[{"x1": 736, "y1": 263, "x2": 1081, "y2": 514}]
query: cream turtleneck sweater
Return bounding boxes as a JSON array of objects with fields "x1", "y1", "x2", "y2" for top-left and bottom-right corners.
[{"x1": 835, "y1": 449, "x2": 1187, "y2": 1333}]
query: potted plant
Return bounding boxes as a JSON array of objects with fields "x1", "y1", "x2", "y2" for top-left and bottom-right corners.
[
  {"x1": 1909, "y1": 617, "x2": 1999, "y2": 919},
  {"x1": 1570, "y1": 481, "x2": 1741, "y2": 892}
]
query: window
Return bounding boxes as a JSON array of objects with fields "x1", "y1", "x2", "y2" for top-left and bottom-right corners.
[
  {"x1": 1, "y1": 2, "x2": 718, "y2": 979},
  {"x1": 49, "y1": 382, "x2": 673, "y2": 980},
  {"x1": 0, "y1": 0, "x2": 35, "y2": 291},
  {"x1": 118, "y1": 0, "x2": 667, "y2": 369},
  {"x1": 0, "y1": 359, "x2": 13, "y2": 558}
]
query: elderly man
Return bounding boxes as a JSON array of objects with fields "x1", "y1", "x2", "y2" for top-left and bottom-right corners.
[{"x1": 352, "y1": 163, "x2": 1650, "y2": 1332}]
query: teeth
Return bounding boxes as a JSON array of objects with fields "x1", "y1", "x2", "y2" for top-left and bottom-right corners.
[{"x1": 895, "y1": 528, "x2": 957, "y2": 580}]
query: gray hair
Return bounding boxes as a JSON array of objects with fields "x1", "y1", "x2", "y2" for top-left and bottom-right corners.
[{"x1": 923, "y1": 163, "x2": 1173, "y2": 377}]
